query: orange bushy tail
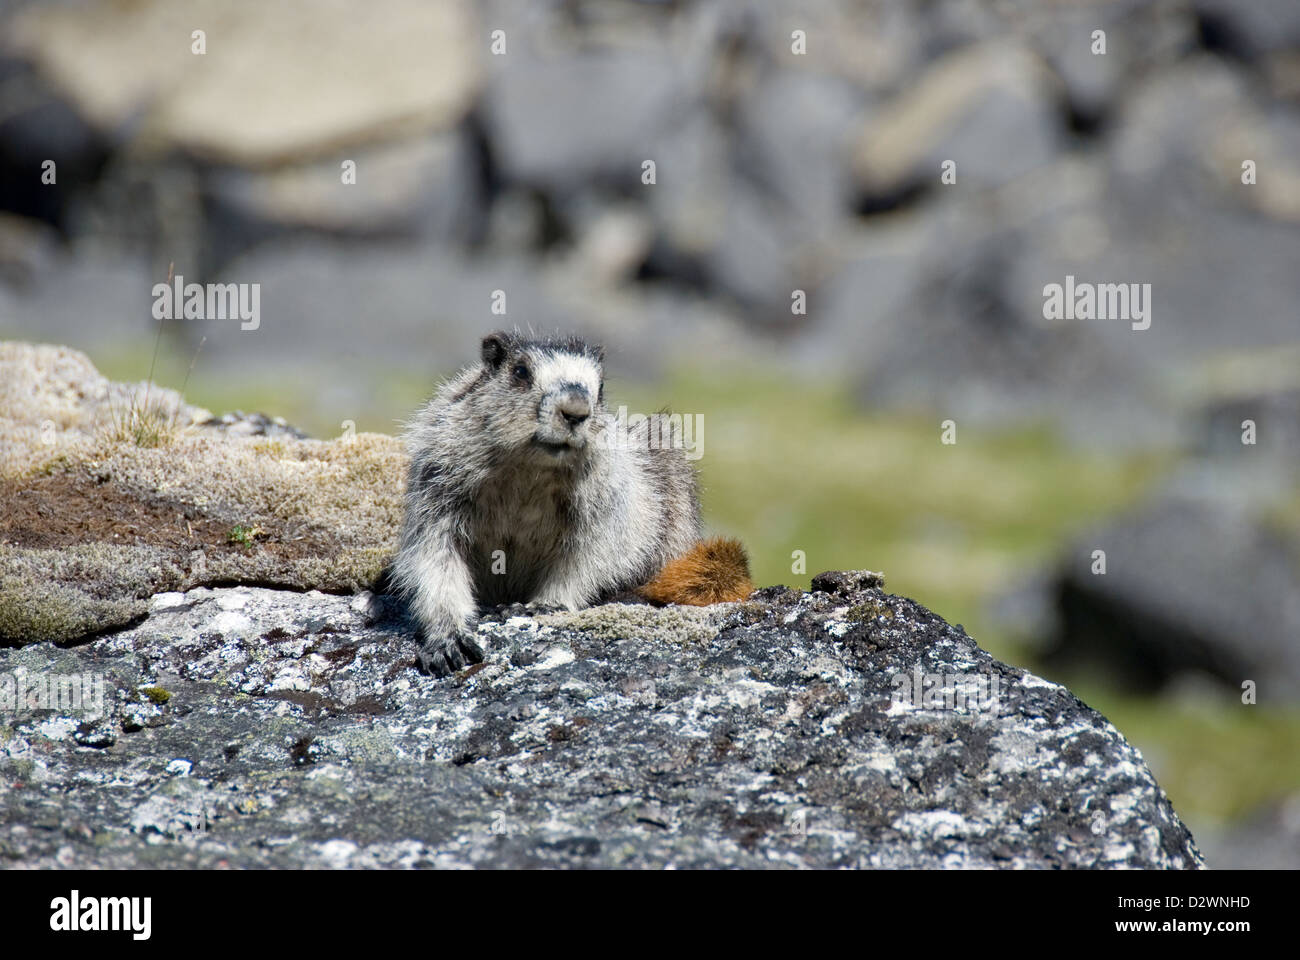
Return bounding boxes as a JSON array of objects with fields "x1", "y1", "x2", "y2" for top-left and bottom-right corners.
[{"x1": 638, "y1": 537, "x2": 754, "y2": 606}]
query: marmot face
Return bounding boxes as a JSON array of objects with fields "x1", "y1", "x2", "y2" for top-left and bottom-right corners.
[{"x1": 472, "y1": 332, "x2": 607, "y2": 466}]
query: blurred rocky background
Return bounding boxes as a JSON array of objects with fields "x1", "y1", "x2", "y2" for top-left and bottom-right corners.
[{"x1": 0, "y1": 0, "x2": 1296, "y2": 867}]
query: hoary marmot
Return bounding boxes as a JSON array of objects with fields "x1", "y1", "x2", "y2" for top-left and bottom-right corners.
[{"x1": 392, "y1": 331, "x2": 753, "y2": 675}]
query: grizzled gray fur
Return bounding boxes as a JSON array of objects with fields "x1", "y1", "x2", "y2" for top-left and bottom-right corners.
[{"x1": 392, "y1": 331, "x2": 701, "y2": 675}]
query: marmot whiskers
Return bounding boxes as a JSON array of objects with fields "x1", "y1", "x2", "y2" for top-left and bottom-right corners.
[{"x1": 392, "y1": 331, "x2": 753, "y2": 675}]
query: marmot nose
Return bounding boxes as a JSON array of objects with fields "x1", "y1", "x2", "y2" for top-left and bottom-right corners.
[{"x1": 556, "y1": 394, "x2": 591, "y2": 428}]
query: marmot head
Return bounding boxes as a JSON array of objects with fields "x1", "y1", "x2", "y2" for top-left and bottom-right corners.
[{"x1": 472, "y1": 331, "x2": 607, "y2": 463}]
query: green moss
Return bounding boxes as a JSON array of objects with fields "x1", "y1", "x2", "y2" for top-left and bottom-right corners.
[
  {"x1": 139, "y1": 687, "x2": 172, "y2": 704},
  {"x1": 0, "y1": 542, "x2": 179, "y2": 645},
  {"x1": 349, "y1": 546, "x2": 393, "y2": 589},
  {"x1": 0, "y1": 567, "x2": 147, "y2": 645},
  {"x1": 541, "y1": 603, "x2": 724, "y2": 645},
  {"x1": 846, "y1": 600, "x2": 894, "y2": 623},
  {"x1": 228, "y1": 524, "x2": 261, "y2": 549},
  {"x1": 35, "y1": 454, "x2": 71, "y2": 477},
  {"x1": 251, "y1": 439, "x2": 289, "y2": 458}
]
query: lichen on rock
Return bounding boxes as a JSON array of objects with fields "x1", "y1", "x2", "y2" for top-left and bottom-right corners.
[{"x1": 0, "y1": 569, "x2": 1204, "y2": 868}]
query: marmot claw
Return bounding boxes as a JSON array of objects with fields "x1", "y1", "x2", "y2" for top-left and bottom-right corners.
[{"x1": 417, "y1": 631, "x2": 485, "y2": 677}]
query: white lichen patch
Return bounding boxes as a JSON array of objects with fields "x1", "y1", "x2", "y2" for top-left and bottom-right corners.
[
  {"x1": 988, "y1": 726, "x2": 1058, "y2": 775},
  {"x1": 216, "y1": 590, "x2": 250, "y2": 611},
  {"x1": 150, "y1": 591, "x2": 187, "y2": 611},
  {"x1": 1109, "y1": 791, "x2": 1141, "y2": 814},
  {"x1": 892, "y1": 810, "x2": 989, "y2": 840},
  {"x1": 532, "y1": 646, "x2": 576, "y2": 671},
  {"x1": 1103, "y1": 841, "x2": 1136, "y2": 861},
  {"x1": 38, "y1": 717, "x2": 77, "y2": 741},
  {"x1": 822, "y1": 619, "x2": 852, "y2": 638},
  {"x1": 1100, "y1": 758, "x2": 1147, "y2": 782},
  {"x1": 210, "y1": 611, "x2": 253, "y2": 637},
  {"x1": 722, "y1": 678, "x2": 781, "y2": 709},
  {"x1": 866, "y1": 753, "x2": 898, "y2": 773},
  {"x1": 317, "y1": 838, "x2": 359, "y2": 868},
  {"x1": 1018, "y1": 671, "x2": 1064, "y2": 691},
  {"x1": 883, "y1": 696, "x2": 918, "y2": 716}
]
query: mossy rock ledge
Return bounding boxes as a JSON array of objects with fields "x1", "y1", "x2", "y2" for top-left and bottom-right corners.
[
  {"x1": 0, "y1": 343, "x2": 1202, "y2": 868},
  {"x1": 0, "y1": 342, "x2": 403, "y2": 646}
]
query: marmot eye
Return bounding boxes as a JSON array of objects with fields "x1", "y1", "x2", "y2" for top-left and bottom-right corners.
[{"x1": 511, "y1": 363, "x2": 531, "y2": 383}]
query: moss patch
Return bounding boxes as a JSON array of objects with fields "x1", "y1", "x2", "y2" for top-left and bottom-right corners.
[
  {"x1": 0, "y1": 342, "x2": 406, "y2": 646},
  {"x1": 540, "y1": 603, "x2": 726, "y2": 646},
  {"x1": 139, "y1": 686, "x2": 172, "y2": 704},
  {"x1": 846, "y1": 600, "x2": 895, "y2": 623}
]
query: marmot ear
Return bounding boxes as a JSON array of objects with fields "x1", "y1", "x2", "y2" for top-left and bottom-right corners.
[{"x1": 481, "y1": 333, "x2": 508, "y2": 369}]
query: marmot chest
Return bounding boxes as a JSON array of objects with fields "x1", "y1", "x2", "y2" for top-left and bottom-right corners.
[{"x1": 468, "y1": 463, "x2": 577, "y2": 602}]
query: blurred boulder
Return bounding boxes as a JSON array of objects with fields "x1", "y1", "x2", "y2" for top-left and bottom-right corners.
[
  {"x1": 202, "y1": 128, "x2": 486, "y2": 268},
  {"x1": 0, "y1": 57, "x2": 109, "y2": 234},
  {"x1": 1108, "y1": 57, "x2": 1300, "y2": 223},
  {"x1": 733, "y1": 66, "x2": 863, "y2": 232},
  {"x1": 1028, "y1": 0, "x2": 1197, "y2": 130},
  {"x1": 5, "y1": 0, "x2": 480, "y2": 166},
  {"x1": 810, "y1": 159, "x2": 1179, "y2": 448},
  {"x1": 854, "y1": 236, "x2": 1170, "y2": 448},
  {"x1": 481, "y1": 22, "x2": 696, "y2": 193},
  {"x1": 1047, "y1": 497, "x2": 1300, "y2": 699},
  {"x1": 0, "y1": 250, "x2": 156, "y2": 349},
  {"x1": 1194, "y1": 0, "x2": 1300, "y2": 59},
  {"x1": 0, "y1": 211, "x2": 59, "y2": 290},
  {"x1": 852, "y1": 42, "x2": 1065, "y2": 204},
  {"x1": 1198, "y1": 387, "x2": 1300, "y2": 462},
  {"x1": 1008, "y1": 197, "x2": 1300, "y2": 376}
]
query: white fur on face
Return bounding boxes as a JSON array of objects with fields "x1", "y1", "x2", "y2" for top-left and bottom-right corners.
[{"x1": 530, "y1": 352, "x2": 601, "y2": 399}]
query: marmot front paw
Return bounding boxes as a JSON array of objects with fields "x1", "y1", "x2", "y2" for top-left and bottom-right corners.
[{"x1": 416, "y1": 630, "x2": 485, "y2": 677}]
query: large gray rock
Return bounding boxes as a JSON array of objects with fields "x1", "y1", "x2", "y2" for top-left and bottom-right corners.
[
  {"x1": 1049, "y1": 497, "x2": 1300, "y2": 699},
  {"x1": 0, "y1": 56, "x2": 109, "y2": 236},
  {"x1": 1106, "y1": 57, "x2": 1300, "y2": 225},
  {"x1": 831, "y1": 121, "x2": 1300, "y2": 449},
  {"x1": 852, "y1": 42, "x2": 1065, "y2": 201},
  {"x1": 804, "y1": 173, "x2": 1180, "y2": 449},
  {"x1": 0, "y1": 570, "x2": 1202, "y2": 868},
  {"x1": 1194, "y1": 0, "x2": 1300, "y2": 58},
  {"x1": 1028, "y1": 1, "x2": 1198, "y2": 128},
  {"x1": 480, "y1": 18, "x2": 696, "y2": 192},
  {"x1": 4, "y1": 0, "x2": 481, "y2": 166},
  {"x1": 201, "y1": 128, "x2": 486, "y2": 260},
  {"x1": 1198, "y1": 388, "x2": 1300, "y2": 469}
]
